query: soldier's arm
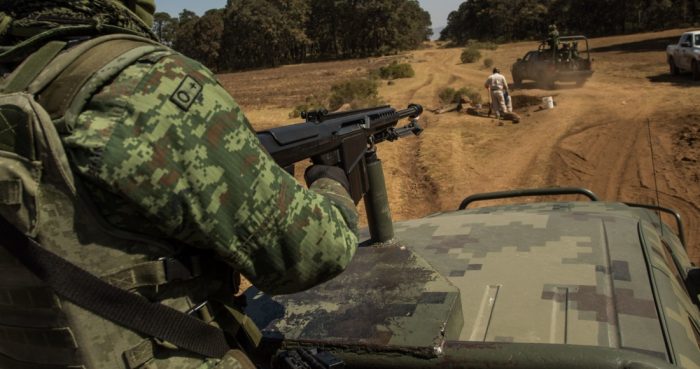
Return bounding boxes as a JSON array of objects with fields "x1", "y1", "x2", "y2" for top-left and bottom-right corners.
[{"x1": 62, "y1": 53, "x2": 359, "y2": 295}]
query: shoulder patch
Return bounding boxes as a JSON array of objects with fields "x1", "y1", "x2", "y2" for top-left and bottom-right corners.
[{"x1": 170, "y1": 75, "x2": 202, "y2": 111}]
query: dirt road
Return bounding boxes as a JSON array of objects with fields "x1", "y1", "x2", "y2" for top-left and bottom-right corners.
[{"x1": 219, "y1": 28, "x2": 700, "y2": 261}]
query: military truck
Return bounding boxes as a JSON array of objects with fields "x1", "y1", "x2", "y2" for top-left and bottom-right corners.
[
  {"x1": 511, "y1": 35, "x2": 594, "y2": 89},
  {"x1": 250, "y1": 107, "x2": 700, "y2": 369}
]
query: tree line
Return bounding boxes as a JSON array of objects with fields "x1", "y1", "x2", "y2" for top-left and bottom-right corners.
[
  {"x1": 154, "y1": 0, "x2": 432, "y2": 72},
  {"x1": 440, "y1": 0, "x2": 700, "y2": 44}
]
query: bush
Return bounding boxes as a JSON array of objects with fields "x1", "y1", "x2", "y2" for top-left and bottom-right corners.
[
  {"x1": 437, "y1": 87, "x2": 456, "y2": 105},
  {"x1": 438, "y1": 86, "x2": 482, "y2": 105},
  {"x1": 455, "y1": 87, "x2": 482, "y2": 104},
  {"x1": 460, "y1": 47, "x2": 481, "y2": 63},
  {"x1": 483, "y1": 58, "x2": 494, "y2": 69},
  {"x1": 289, "y1": 94, "x2": 327, "y2": 118},
  {"x1": 466, "y1": 40, "x2": 498, "y2": 50},
  {"x1": 328, "y1": 78, "x2": 383, "y2": 111},
  {"x1": 376, "y1": 62, "x2": 415, "y2": 80}
]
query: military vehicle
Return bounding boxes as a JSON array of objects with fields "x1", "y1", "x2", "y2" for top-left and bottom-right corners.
[
  {"x1": 249, "y1": 107, "x2": 700, "y2": 369},
  {"x1": 511, "y1": 35, "x2": 594, "y2": 88}
]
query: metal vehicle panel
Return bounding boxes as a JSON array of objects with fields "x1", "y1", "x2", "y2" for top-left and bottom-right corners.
[
  {"x1": 666, "y1": 30, "x2": 700, "y2": 79},
  {"x1": 247, "y1": 197, "x2": 700, "y2": 368}
]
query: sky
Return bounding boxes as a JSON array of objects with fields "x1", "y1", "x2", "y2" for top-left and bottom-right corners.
[{"x1": 154, "y1": 0, "x2": 463, "y2": 29}]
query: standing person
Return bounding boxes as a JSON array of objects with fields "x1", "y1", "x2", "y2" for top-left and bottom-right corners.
[
  {"x1": 0, "y1": 1, "x2": 358, "y2": 368},
  {"x1": 548, "y1": 24, "x2": 560, "y2": 51},
  {"x1": 485, "y1": 67, "x2": 510, "y2": 119}
]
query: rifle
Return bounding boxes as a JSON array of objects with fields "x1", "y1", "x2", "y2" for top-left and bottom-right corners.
[{"x1": 257, "y1": 104, "x2": 423, "y2": 242}]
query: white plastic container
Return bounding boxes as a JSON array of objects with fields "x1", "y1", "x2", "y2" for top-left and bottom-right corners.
[{"x1": 542, "y1": 96, "x2": 554, "y2": 109}]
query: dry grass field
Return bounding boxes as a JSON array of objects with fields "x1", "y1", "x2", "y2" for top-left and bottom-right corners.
[{"x1": 218, "y1": 28, "x2": 700, "y2": 261}]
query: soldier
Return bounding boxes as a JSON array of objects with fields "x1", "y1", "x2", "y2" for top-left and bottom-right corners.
[
  {"x1": 0, "y1": 1, "x2": 358, "y2": 368},
  {"x1": 571, "y1": 41, "x2": 580, "y2": 59},
  {"x1": 484, "y1": 67, "x2": 510, "y2": 119},
  {"x1": 547, "y1": 24, "x2": 560, "y2": 51},
  {"x1": 560, "y1": 42, "x2": 571, "y2": 63}
]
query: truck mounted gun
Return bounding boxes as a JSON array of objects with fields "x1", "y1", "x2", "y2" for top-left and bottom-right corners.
[{"x1": 257, "y1": 104, "x2": 424, "y2": 242}]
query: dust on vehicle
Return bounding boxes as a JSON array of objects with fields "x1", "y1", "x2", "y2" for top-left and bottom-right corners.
[{"x1": 512, "y1": 35, "x2": 594, "y2": 89}]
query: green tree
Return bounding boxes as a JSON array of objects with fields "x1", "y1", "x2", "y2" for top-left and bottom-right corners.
[
  {"x1": 172, "y1": 9, "x2": 199, "y2": 56},
  {"x1": 440, "y1": 0, "x2": 696, "y2": 43},
  {"x1": 152, "y1": 12, "x2": 178, "y2": 46},
  {"x1": 216, "y1": 0, "x2": 432, "y2": 71},
  {"x1": 220, "y1": 0, "x2": 288, "y2": 70},
  {"x1": 272, "y1": 0, "x2": 311, "y2": 63},
  {"x1": 189, "y1": 9, "x2": 225, "y2": 70},
  {"x1": 393, "y1": 0, "x2": 433, "y2": 50}
]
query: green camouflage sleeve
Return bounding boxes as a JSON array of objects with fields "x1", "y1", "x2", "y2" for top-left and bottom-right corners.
[{"x1": 62, "y1": 53, "x2": 359, "y2": 295}]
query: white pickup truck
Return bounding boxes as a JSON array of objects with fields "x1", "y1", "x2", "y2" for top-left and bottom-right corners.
[{"x1": 667, "y1": 30, "x2": 700, "y2": 80}]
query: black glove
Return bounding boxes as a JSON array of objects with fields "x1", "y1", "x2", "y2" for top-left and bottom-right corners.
[{"x1": 304, "y1": 165, "x2": 351, "y2": 194}]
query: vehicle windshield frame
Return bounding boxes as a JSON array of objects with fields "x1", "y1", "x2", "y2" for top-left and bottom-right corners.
[{"x1": 681, "y1": 34, "x2": 692, "y2": 46}]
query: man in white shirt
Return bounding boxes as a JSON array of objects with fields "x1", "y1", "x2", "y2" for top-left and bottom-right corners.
[{"x1": 484, "y1": 68, "x2": 510, "y2": 119}]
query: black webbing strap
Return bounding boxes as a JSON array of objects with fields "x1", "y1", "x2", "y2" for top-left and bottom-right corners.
[{"x1": 0, "y1": 217, "x2": 230, "y2": 358}]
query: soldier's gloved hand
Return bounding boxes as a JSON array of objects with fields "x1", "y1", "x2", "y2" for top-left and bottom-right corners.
[{"x1": 304, "y1": 165, "x2": 351, "y2": 194}]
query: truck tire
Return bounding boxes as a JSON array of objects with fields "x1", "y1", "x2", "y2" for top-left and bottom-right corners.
[
  {"x1": 669, "y1": 57, "x2": 679, "y2": 76},
  {"x1": 537, "y1": 74, "x2": 555, "y2": 89},
  {"x1": 513, "y1": 73, "x2": 523, "y2": 87},
  {"x1": 693, "y1": 60, "x2": 700, "y2": 81}
]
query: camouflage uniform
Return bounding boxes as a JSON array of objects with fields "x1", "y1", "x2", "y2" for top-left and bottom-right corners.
[
  {"x1": 62, "y1": 23, "x2": 359, "y2": 296},
  {"x1": 0, "y1": 1, "x2": 358, "y2": 368},
  {"x1": 547, "y1": 24, "x2": 560, "y2": 51}
]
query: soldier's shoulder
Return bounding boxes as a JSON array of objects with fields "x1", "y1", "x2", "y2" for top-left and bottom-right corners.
[{"x1": 144, "y1": 50, "x2": 218, "y2": 85}]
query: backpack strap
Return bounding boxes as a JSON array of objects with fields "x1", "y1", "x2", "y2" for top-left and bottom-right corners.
[
  {"x1": 0, "y1": 40, "x2": 67, "y2": 93},
  {"x1": 0, "y1": 215, "x2": 231, "y2": 359},
  {"x1": 0, "y1": 34, "x2": 230, "y2": 359},
  {"x1": 26, "y1": 34, "x2": 171, "y2": 132}
]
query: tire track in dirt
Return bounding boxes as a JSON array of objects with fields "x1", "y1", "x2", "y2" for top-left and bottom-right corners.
[
  {"x1": 232, "y1": 30, "x2": 700, "y2": 260},
  {"x1": 378, "y1": 120, "x2": 442, "y2": 222},
  {"x1": 380, "y1": 49, "x2": 466, "y2": 221}
]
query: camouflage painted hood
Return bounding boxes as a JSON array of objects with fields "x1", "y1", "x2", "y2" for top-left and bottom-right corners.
[
  {"x1": 392, "y1": 201, "x2": 699, "y2": 364},
  {"x1": 246, "y1": 201, "x2": 700, "y2": 367}
]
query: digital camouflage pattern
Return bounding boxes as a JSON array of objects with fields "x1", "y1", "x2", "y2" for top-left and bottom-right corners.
[
  {"x1": 247, "y1": 201, "x2": 700, "y2": 369},
  {"x1": 61, "y1": 45, "x2": 358, "y2": 295},
  {"x1": 0, "y1": 2, "x2": 357, "y2": 367}
]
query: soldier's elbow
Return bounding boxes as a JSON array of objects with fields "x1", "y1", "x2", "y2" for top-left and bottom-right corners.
[{"x1": 262, "y1": 236, "x2": 357, "y2": 295}]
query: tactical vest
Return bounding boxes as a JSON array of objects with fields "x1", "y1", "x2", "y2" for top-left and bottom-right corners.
[{"x1": 0, "y1": 33, "x2": 259, "y2": 369}]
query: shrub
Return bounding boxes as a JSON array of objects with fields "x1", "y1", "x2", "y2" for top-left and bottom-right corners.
[
  {"x1": 466, "y1": 40, "x2": 498, "y2": 50},
  {"x1": 483, "y1": 58, "x2": 494, "y2": 69},
  {"x1": 460, "y1": 47, "x2": 481, "y2": 63},
  {"x1": 455, "y1": 87, "x2": 482, "y2": 104},
  {"x1": 438, "y1": 87, "x2": 457, "y2": 105},
  {"x1": 438, "y1": 86, "x2": 482, "y2": 105},
  {"x1": 328, "y1": 78, "x2": 382, "y2": 111},
  {"x1": 289, "y1": 94, "x2": 327, "y2": 118},
  {"x1": 376, "y1": 62, "x2": 415, "y2": 80}
]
